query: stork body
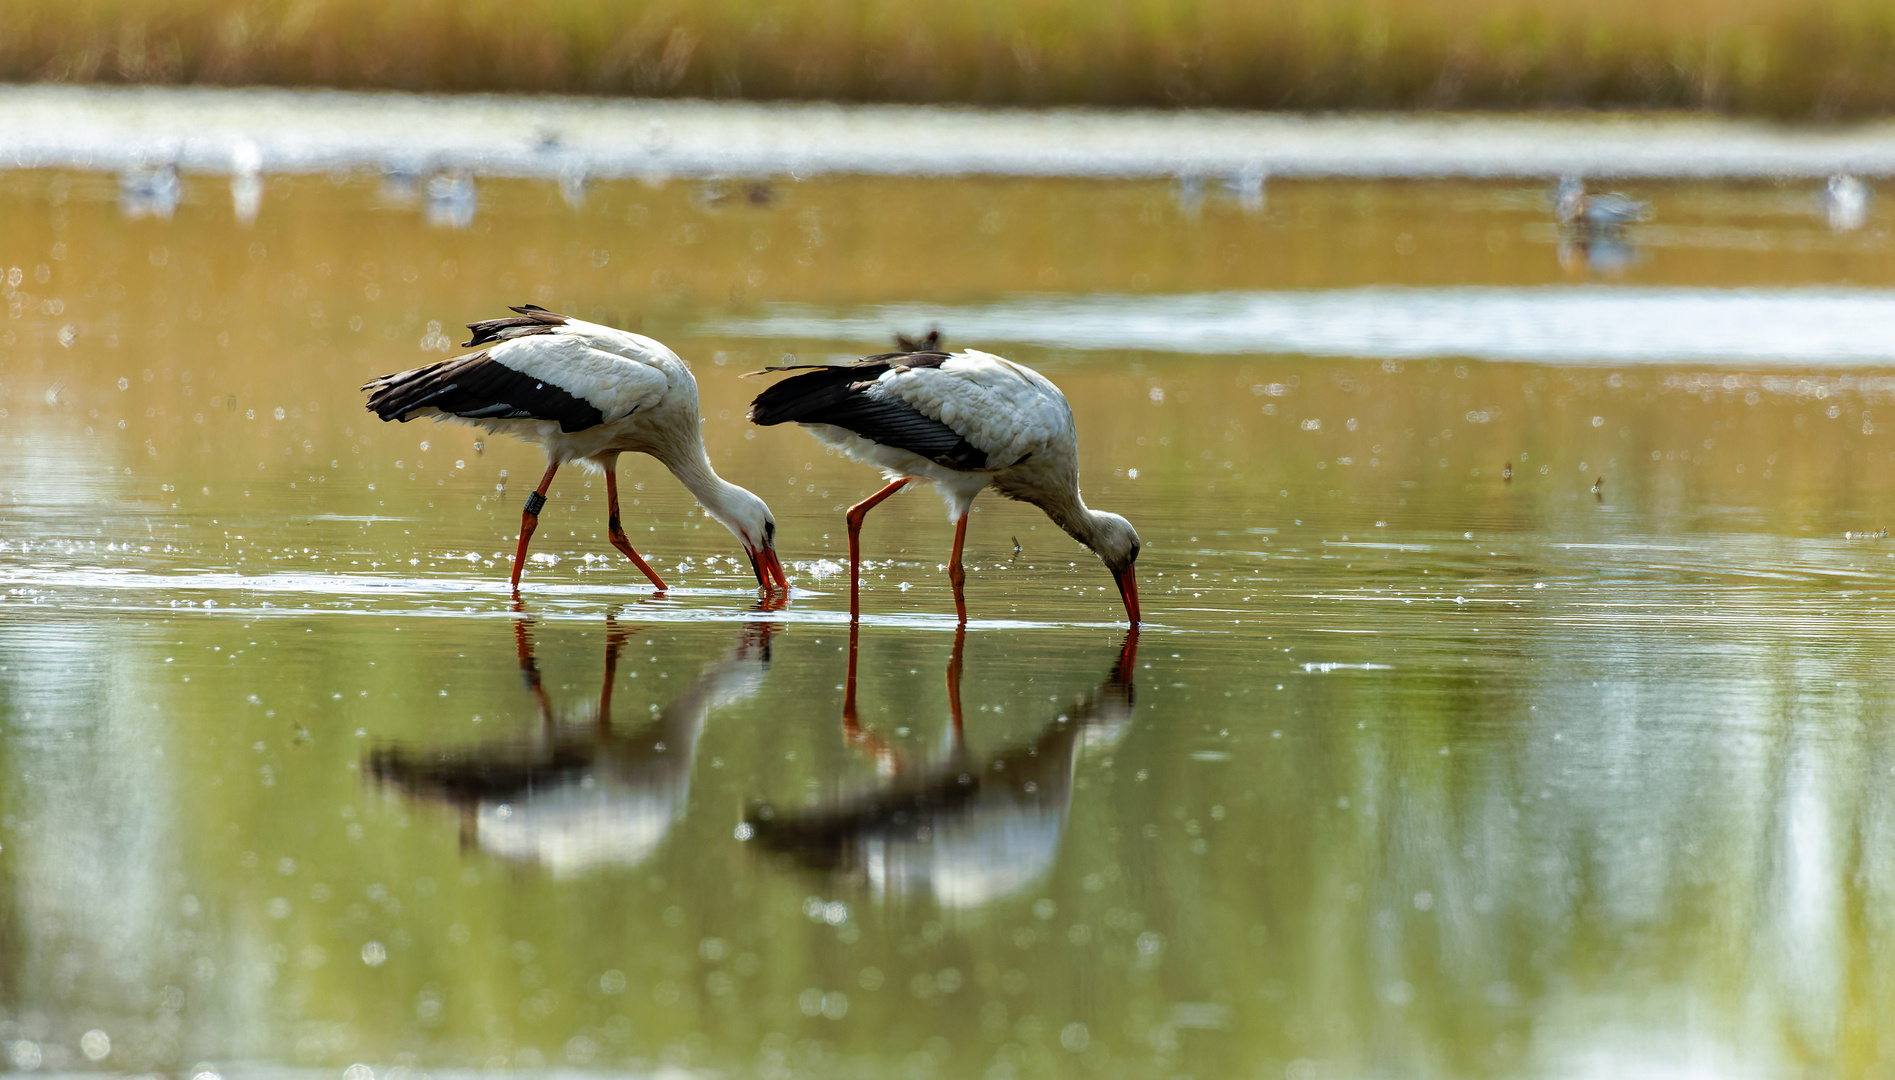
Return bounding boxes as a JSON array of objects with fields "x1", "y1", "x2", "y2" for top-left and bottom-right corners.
[
  {"x1": 748, "y1": 346, "x2": 1139, "y2": 624},
  {"x1": 363, "y1": 305, "x2": 788, "y2": 593}
]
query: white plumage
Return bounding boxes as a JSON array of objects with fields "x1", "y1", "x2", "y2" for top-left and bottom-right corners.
[
  {"x1": 364, "y1": 305, "x2": 788, "y2": 593},
  {"x1": 486, "y1": 332, "x2": 673, "y2": 426},
  {"x1": 749, "y1": 342, "x2": 1140, "y2": 624}
]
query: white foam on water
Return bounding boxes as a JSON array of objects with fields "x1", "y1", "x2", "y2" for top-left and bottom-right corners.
[{"x1": 0, "y1": 566, "x2": 1113, "y2": 630}]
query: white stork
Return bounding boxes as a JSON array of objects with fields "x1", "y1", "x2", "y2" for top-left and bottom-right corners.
[
  {"x1": 363, "y1": 305, "x2": 789, "y2": 593},
  {"x1": 747, "y1": 339, "x2": 1140, "y2": 624}
]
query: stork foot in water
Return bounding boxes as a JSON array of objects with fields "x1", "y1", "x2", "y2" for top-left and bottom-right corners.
[
  {"x1": 602, "y1": 462, "x2": 667, "y2": 589},
  {"x1": 507, "y1": 458, "x2": 670, "y2": 592},
  {"x1": 509, "y1": 462, "x2": 558, "y2": 590}
]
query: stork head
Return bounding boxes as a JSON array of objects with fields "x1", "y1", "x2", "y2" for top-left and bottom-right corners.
[
  {"x1": 1087, "y1": 511, "x2": 1142, "y2": 626},
  {"x1": 704, "y1": 485, "x2": 790, "y2": 593}
]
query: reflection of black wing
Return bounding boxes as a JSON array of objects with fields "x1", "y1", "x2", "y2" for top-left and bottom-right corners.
[
  {"x1": 746, "y1": 352, "x2": 988, "y2": 470},
  {"x1": 746, "y1": 771, "x2": 978, "y2": 868},
  {"x1": 362, "y1": 351, "x2": 604, "y2": 432},
  {"x1": 367, "y1": 739, "x2": 598, "y2": 805}
]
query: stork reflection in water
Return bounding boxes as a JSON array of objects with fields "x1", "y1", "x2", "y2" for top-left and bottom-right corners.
[
  {"x1": 1557, "y1": 230, "x2": 1640, "y2": 276},
  {"x1": 743, "y1": 628, "x2": 1137, "y2": 909},
  {"x1": 1549, "y1": 175, "x2": 1649, "y2": 276},
  {"x1": 369, "y1": 609, "x2": 777, "y2": 876}
]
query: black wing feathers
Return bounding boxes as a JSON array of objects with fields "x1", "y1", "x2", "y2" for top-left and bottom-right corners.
[
  {"x1": 363, "y1": 352, "x2": 604, "y2": 433},
  {"x1": 747, "y1": 352, "x2": 987, "y2": 470},
  {"x1": 368, "y1": 741, "x2": 600, "y2": 805},
  {"x1": 462, "y1": 304, "x2": 569, "y2": 348}
]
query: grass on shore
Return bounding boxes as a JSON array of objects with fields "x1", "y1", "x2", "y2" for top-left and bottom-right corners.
[{"x1": 11, "y1": 0, "x2": 1895, "y2": 118}]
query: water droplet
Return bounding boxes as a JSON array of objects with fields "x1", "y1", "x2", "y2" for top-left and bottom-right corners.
[{"x1": 79, "y1": 1031, "x2": 110, "y2": 1062}]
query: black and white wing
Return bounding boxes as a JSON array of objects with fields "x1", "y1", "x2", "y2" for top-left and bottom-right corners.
[
  {"x1": 363, "y1": 306, "x2": 672, "y2": 433},
  {"x1": 747, "y1": 351, "x2": 991, "y2": 470},
  {"x1": 748, "y1": 349, "x2": 1064, "y2": 472}
]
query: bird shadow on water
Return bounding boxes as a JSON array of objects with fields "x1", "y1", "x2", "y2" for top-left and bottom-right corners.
[
  {"x1": 366, "y1": 604, "x2": 779, "y2": 876},
  {"x1": 742, "y1": 624, "x2": 1138, "y2": 910}
]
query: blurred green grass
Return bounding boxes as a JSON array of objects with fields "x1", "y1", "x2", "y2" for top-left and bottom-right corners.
[{"x1": 11, "y1": 0, "x2": 1895, "y2": 118}]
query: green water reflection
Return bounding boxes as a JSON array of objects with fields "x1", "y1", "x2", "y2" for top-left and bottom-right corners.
[{"x1": 7, "y1": 168, "x2": 1895, "y2": 1077}]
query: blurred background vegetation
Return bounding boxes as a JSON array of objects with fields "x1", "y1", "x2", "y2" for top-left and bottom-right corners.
[{"x1": 10, "y1": 0, "x2": 1895, "y2": 119}]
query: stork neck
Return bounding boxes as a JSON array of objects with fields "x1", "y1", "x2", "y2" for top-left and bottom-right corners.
[
  {"x1": 661, "y1": 437, "x2": 751, "y2": 528},
  {"x1": 1039, "y1": 489, "x2": 1108, "y2": 551}
]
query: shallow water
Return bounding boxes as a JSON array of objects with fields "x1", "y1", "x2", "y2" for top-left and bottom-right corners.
[{"x1": 7, "y1": 162, "x2": 1895, "y2": 1078}]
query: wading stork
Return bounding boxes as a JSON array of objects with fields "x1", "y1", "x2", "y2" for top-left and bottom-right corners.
[
  {"x1": 747, "y1": 342, "x2": 1140, "y2": 625},
  {"x1": 363, "y1": 305, "x2": 788, "y2": 594}
]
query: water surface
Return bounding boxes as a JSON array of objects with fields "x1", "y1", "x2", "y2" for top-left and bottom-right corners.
[{"x1": 6, "y1": 162, "x2": 1895, "y2": 1078}]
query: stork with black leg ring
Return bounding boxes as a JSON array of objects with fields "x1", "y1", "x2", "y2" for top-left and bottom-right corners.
[
  {"x1": 747, "y1": 336, "x2": 1140, "y2": 625},
  {"x1": 363, "y1": 305, "x2": 789, "y2": 594}
]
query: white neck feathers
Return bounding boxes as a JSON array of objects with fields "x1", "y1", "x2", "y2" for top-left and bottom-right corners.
[{"x1": 656, "y1": 428, "x2": 758, "y2": 536}]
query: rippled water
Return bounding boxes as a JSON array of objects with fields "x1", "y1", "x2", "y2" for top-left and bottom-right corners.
[{"x1": 7, "y1": 153, "x2": 1895, "y2": 1079}]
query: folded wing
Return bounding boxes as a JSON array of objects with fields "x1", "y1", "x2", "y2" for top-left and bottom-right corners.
[{"x1": 747, "y1": 352, "x2": 991, "y2": 470}]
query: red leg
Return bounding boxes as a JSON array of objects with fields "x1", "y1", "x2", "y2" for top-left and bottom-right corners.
[
  {"x1": 598, "y1": 610, "x2": 630, "y2": 734},
  {"x1": 512, "y1": 607, "x2": 553, "y2": 743},
  {"x1": 839, "y1": 621, "x2": 900, "y2": 770},
  {"x1": 605, "y1": 462, "x2": 668, "y2": 590},
  {"x1": 948, "y1": 511, "x2": 970, "y2": 625},
  {"x1": 946, "y1": 624, "x2": 966, "y2": 742},
  {"x1": 510, "y1": 462, "x2": 559, "y2": 590},
  {"x1": 841, "y1": 621, "x2": 861, "y2": 738},
  {"x1": 845, "y1": 479, "x2": 909, "y2": 621},
  {"x1": 513, "y1": 607, "x2": 539, "y2": 691}
]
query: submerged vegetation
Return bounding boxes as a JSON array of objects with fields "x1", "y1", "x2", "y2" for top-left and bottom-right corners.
[{"x1": 10, "y1": 0, "x2": 1895, "y2": 118}]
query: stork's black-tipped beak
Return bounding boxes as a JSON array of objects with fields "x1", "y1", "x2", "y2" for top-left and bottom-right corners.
[
  {"x1": 1114, "y1": 565, "x2": 1140, "y2": 626},
  {"x1": 749, "y1": 544, "x2": 791, "y2": 593}
]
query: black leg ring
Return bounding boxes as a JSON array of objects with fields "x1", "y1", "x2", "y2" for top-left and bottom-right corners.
[{"x1": 524, "y1": 491, "x2": 547, "y2": 516}]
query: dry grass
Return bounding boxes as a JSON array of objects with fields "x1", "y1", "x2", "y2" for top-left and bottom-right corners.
[{"x1": 10, "y1": 0, "x2": 1895, "y2": 118}]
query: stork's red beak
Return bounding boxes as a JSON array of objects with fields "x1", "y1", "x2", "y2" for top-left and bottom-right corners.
[
  {"x1": 750, "y1": 544, "x2": 791, "y2": 593},
  {"x1": 1113, "y1": 565, "x2": 1140, "y2": 626}
]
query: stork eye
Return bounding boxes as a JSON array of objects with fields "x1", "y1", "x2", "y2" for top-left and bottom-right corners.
[{"x1": 764, "y1": 520, "x2": 776, "y2": 539}]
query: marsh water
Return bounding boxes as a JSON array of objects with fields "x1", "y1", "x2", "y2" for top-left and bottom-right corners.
[{"x1": 8, "y1": 159, "x2": 1895, "y2": 1079}]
